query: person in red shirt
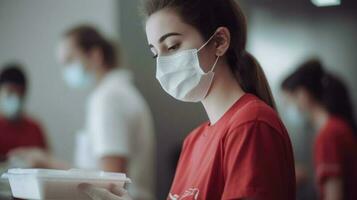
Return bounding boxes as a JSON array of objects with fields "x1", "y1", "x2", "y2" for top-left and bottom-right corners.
[
  {"x1": 79, "y1": 0, "x2": 296, "y2": 199},
  {"x1": 281, "y1": 59, "x2": 357, "y2": 200},
  {"x1": 0, "y1": 63, "x2": 48, "y2": 166}
]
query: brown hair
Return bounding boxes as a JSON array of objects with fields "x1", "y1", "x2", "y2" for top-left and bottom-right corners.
[
  {"x1": 282, "y1": 59, "x2": 357, "y2": 136},
  {"x1": 143, "y1": 0, "x2": 276, "y2": 109},
  {"x1": 65, "y1": 25, "x2": 119, "y2": 69}
]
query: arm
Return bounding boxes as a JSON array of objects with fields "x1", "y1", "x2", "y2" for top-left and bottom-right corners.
[
  {"x1": 7, "y1": 147, "x2": 70, "y2": 169},
  {"x1": 31, "y1": 123, "x2": 70, "y2": 169},
  {"x1": 35, "y1": 122, "x2": 49, "y2": 151},
  {"x1": 315, "y1": 133, "x2": 344, "y2": 200},
  {"x1": 79, "y1": 183, "x2": 132, "y2": 200},
  {"x1": 323, "y1": 177, "x2": 343, "y2": 200},
  {"x1": 221, "y1": 122, "x2": 295, "y2": 200},
  {"x1": 295, "y1": 163, "x2": 309, "y2": 187},
  {"x1": 90, "y1": 93, "x2": 131, "y2": 172},
  {"x1": 99, "y1": 155, "x2": 127, "y2": 173}
]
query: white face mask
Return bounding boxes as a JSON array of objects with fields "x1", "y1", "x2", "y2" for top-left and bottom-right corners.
[
  {"x1": 156, "y1": 33, "x2": 220, "y2": 102},
  {"x1": 0, "y1": 93, "x2": 22, "y2": 119},
  {"x1": 62, "y1": 61, "x2": 94, "y2": 89}
]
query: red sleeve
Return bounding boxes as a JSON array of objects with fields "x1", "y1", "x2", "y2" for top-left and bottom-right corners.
[
  {"x1": 33, "y1": 123, "x2": 49, "y2": 150},
  {"x1": 315, "y1": 132, "x2": 343, "y2": 185},
  {"x1": 222, "y1": 121, "x2": 290, "y2": 200}
]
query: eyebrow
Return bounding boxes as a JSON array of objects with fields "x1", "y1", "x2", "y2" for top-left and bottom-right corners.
[{"x1": 148, "y1": 32, "x2": 182, "y2": 48}]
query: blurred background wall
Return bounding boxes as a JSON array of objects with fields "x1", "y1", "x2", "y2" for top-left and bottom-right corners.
[{"x1": 0, "y1": 0, "x2": 356, "y2": 199}]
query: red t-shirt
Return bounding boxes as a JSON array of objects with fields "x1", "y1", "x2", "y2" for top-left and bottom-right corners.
[
  {"x1": 314, "y1": 116, "x2": 357, "y2": 200},
  {"x1": 168, "y1": 94, "x2": 296, "y2": 200},
  {"x1": 0, "y1": 115, "x2": 48, "y2": 161}
]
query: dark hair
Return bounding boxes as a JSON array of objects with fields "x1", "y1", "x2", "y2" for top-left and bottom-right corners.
[
  {"x1": 282, "y1": 59, "x2": 357, "y2": 135},
  {"x1": 0, "y1": 63, "x2": 27, "y2": 91},
  {"x1": 143, "y1": 0, "x2": 276, "y2": 110},
  {"x1": 65, "y1": 25, "x2": 119, "y2": 69}
]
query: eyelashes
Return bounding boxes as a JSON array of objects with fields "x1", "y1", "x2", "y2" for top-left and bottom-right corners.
[
  {"x1": 151, "y1": 43, "x2": 181, "y2": 59},
  {"x1": 168, "y1": 43, "x2": 180, "y2": 51}
]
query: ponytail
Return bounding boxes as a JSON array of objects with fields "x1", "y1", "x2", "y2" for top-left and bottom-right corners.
[
  {"x1": 321, "y1": 73, "x2": 357, "y2": 134},
  {"x1": 235, "y1": 51, "x2": 276, "y2": 110},
  {"x1": 99, "y1": 39, "x2": 120, "y2": 68}
]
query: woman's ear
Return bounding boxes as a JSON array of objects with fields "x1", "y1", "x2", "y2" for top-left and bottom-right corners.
[{"x1": 214, "y1": 27, "x2": 230, "y2": 57}]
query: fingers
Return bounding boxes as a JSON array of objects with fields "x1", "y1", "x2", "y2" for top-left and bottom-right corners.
[
  {"x1": 7, "y1": 147, "x2": 50, "y2": 168},
  {"x1": 7, "y1": 147, "x2": 44, "y2": 158},
  {"x1": 78, "y1": 183, "x2": 123, "y2": 200},
  {"x1": 109, "y1": 184, "x2": 128, "y2": 196},
  {"x1": 7, "y1": 148, "x2": 25, "y2": 157},
  {"x1": 110, "y1": 184, "x2": 132, "y2": 200},
  {"x1": 78, "y1": 183, "x2": 102, "y2": 200}
]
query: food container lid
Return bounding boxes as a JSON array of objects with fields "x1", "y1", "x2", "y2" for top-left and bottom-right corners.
[{"x1": 2, "y1": 168, "x2": 131, "y2": 183}]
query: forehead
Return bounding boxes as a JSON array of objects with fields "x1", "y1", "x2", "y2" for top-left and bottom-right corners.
[
  {"x1": 57, "y1": 36, "x2": 80, "y2": 64},
  {"x1": 145, "y1": 8, "x2": 193, "y2": 44},
  {"x1": 0, "y1": 83, "x2": 25, "y2": 94}
]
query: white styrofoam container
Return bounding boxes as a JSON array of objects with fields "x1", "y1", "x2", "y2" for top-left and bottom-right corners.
[{"x1": 1, "y1": 168, "x2": 131, "y2": 200}]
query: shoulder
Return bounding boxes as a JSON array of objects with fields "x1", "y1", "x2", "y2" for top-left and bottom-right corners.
[
  {"x1": 317, "y1": 116, "x2": 354, "y2": 142},
  {"x1": 185, "y1": 94, "x2": 288, "y2": 141},
  {"x1": 91, "y1": 84, "x2": 140, "y2": 109},
  {"x1": 93, "y1": 75, "x2": 143, "y2": 106},
  {"x1": 22, "y1": 115, "x2": 41, "y2": 127},
  {"x1": 328, "y1": 116, "x2": 352, "y2": 132},
  {"x1": 222, "y1": 95, "x2": 291, "y2": 151},
  {"x1": 184, "y1": 95, "x2": 288, "y2": 146},
  {"x1": 22, "y1": 116, "x2": 45, "y2": 135},
  {"x1": 183, "y1": 122, "x2": 209, "y2": 144},
  {"x1": 228, "y1": 94, "x2": 284, "y2": 133},
  {"x1": 0, "y1": 116, "x2": 7, "y2": 125}
]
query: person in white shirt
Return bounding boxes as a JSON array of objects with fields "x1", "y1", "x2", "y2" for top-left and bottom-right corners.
[{"x1": 57, "y1": 25, "x2": 156, "y2": 200}]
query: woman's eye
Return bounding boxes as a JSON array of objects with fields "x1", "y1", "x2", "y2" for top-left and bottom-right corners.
[{"x1": 168, "y1": 43, "x2": 180, "y2": 52}]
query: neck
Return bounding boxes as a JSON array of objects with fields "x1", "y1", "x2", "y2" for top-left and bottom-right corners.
[
  {"x1": 201, "y1": 61, "x2": 245, "y2": 124},
  {"x1": 1, "y1": 113, "x2": 23, "y2": 123},
  {"x1": 94, "y1": 64, "x2": 112, "y2": 84},
  {"x1": 310, "y1": 104, "x2": 329, "y2": 130}
]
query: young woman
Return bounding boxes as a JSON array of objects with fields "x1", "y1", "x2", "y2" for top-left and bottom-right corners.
[
  {"x1": 80, "y1": 0, "x2": 296, "y2": 199},
  {"x1": 281, "y1": 59, "x2": 357, "y2": 200}
]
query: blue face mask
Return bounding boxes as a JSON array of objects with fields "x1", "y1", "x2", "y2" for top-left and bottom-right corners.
[
  {"x1": 284, "y1": 104, "x2": 308, "y2": 127},
  {"x1": 0, "y1": 94, "x2": 22, "y2": 119},
  {"x1": 62, "y1": 61, "x2": 94, "y2": 89}
]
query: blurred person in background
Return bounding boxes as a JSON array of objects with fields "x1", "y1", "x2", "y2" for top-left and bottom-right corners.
[
  {"x1": 0, "y1": 63, "x2": 48, "y2": 168},
  {"x1": 281, "y1": 59, "x2": 357, "y2": 200},
  {"x1": 57, "y1": 25, "x2": 156, "y2": 200}
]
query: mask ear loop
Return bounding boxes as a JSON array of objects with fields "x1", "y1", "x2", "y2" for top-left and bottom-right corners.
[
  {"x1": 197, "y1": 32, "x2": 217, "y2": 52},
  {"x1": 197, "y1": 31, "x2": 220, "y2": 73},
  {"x1": 210, "y1": 56, "x2": 220, "y2": 72}
]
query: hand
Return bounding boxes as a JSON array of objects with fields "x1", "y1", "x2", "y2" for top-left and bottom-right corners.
[
  {"x1": 7, "y1": 147, "x2": 69, "y2": 169},
  {"x1": 7, "y1": 147, "x2": 50, "y2": 168},
  {"x1": 78, "y1": 183, "x2": 133, "y2": 200},
  {"x1": 295, "y1": 164, "x2": 308, "y2": 186}
]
